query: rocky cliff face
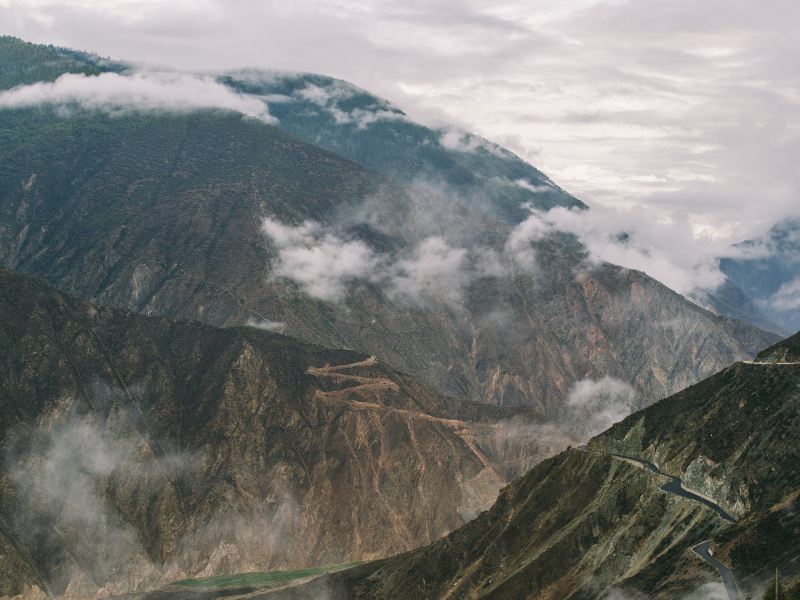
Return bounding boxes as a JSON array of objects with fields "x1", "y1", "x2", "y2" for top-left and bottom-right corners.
[
  {"x1": 0, "y1": 269, "x2": 564, "y2": 597},
  {"x1": 0, "y1": 38, "x2": 779, "y2": 419},
  {"x1": 259, "y1": 334, "x2": 800, "y2": 600}
]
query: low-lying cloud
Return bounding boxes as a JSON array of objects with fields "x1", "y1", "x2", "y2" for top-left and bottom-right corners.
[
  {"x1": 245, "y1": 318, "x2": 286, "y2": 332},
  {"x1": 5, "y1": 394, "x2": 304, "y2": 596},
  {"x1": 0, "y1": 70, "x2": 276, "y2": 122},
  {"x1": 6, "y1": 411, "x2": 194, "y2": 594},
  {"x1": 490, "y1": 376, "x2": 637, "y2": 472},
  {"x1": 506, "y1": 203, "x2": 760, "y2": 296},
  {"x1": 768, "y1": 276, "x2": 800, "y2": 311},
  {"x1": 561, "y1": 376, "x2": 636, "y2": 440},
  {"x1": 261, "y1": 215, "x2": 503, "y2": 305},
  {"x1": 262, "y1": 217, "x2": 381, "y2": 301},
  {"x1": 439, "y1": 128, "x2": 506, "y2": 157}
]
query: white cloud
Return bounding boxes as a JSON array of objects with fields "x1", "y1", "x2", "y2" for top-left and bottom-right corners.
[
  {"x1": 295, "y1": 80, "x2": 406, "y2": 129},
  {"x1": 0, "y1": 70, "x2": 276, "y2": 122},
  {"x1": 514, "y1": 178, "x2": 554, "y2": 193},
  {"x1": 507, "y1": 204, "x2": 740, "y2": 295},
  {"x1": 262, "y1": 217, "x2": 380, "y2": 302},
  {"x1": 245, "y1": 318, "x2": 285, "y2": 332},
  {"x1": 504, "y1": 211, "x2": 549, "y2": 272},
  {"x1": 261, "y1": 216, "x2": 502, "y2": 306},
  {"x1": 438, "y1": 128, "x2": 506, "y2": 156},
  {"x1": 768, "y1": 276, "x2": 800, "y2": 310}
]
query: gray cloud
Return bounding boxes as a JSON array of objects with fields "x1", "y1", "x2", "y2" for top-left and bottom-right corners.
[{"x1": 0, "y1": 70, "x2": 276, "y2": 121}]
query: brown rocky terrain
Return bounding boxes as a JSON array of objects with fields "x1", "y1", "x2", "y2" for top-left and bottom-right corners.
[
  {"x1": 0, "y1": 269, "x2": 565, "y2": 597},
  {"x1": 248, "y1": 333, "x2": 800, "y2": 600}
]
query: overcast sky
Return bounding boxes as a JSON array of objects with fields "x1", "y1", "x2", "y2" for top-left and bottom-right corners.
[{"x1": 2, "y1": 0, "x2": 798, "y2": 244}]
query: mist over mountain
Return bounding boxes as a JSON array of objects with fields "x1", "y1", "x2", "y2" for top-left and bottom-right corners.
[{"x1": 0, "y1": 37, "x2": 777, "y2": 421}]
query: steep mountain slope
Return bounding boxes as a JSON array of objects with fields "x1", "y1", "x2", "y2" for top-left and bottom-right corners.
[
  {"x1": 260, "y1": 334, "x2": 800, "y2": 600},
  {"x1": 719, "y1": 218, "x2": 800, "y2": 334},
  {"x1": 0, "y1": 269, "x2": 556, "y2": 597},
  {"x1": 0, "y1": 37, "x2": 778, "y2": 417}
]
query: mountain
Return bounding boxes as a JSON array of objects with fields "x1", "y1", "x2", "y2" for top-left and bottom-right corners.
[
  {"x1": 0, "y1": 268, "x2": 567, "y2": 597},
  {"x1": 0, "y1": 37, "x2": 778, "y2": 418},
  {"x1": 222, "y1": 70, "x2": 584, "y2": 219},
  {"x1": 251, "y1": 333, "x2": 800, "y2": 600},
  {"x1": 719, "y1": 218, "x2": 800, "y2": 334}
]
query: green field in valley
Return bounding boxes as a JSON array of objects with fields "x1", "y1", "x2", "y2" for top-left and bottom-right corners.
[{"x1": 173, "y1": 562, "x2": 362, "y2": 590}]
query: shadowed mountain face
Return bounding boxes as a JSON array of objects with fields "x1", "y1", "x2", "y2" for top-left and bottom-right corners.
[
  {"x1": 0, "y1": 37, "x2": 778, "y2": 417},
  {"x1": 266, "y1": 334, "x2": 800, "y2": 600},
  {"x1": 0, "y1": 269, "x2": 569, "y2": 597}
]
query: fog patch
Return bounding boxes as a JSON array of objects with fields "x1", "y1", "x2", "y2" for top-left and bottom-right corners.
[
  {"x1": 768, "y1": 276, "x2": 800, "y2": 310},
  {"x1": 438, "y1": 128, "x2": 507, "y2": 157},
  {"x1": 5, "y1": 410, "x2": 194, "y2": 594},
  {"x1": 561, "y1": 377, "x2": 637, "y2": 440},
  {"x1": 296, "y1": 80, "x2": 406, "y2": 129},
  {"x1": 488, "y1": 377, "x2": 636, "y2": 473},
  {"x1": 5, "y1": 393, "x2": 303, "y2": 595},
  {"x1": 514, "y1": 178, "x2": 554, "y2": 194},
  {"x1": 245, "y1": 317, "x2": 286, "y2": 332},
  {"x1": 601, "y1": 588, "x2": 647, "y2": 600},
  {"x1": 680, "y1": 582, "x2": 727, "y2": 599}
]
